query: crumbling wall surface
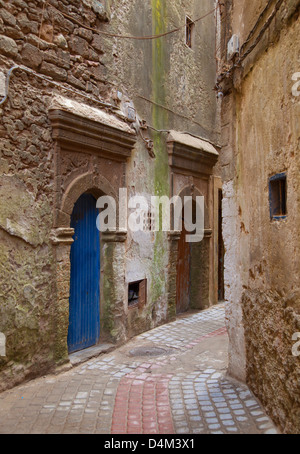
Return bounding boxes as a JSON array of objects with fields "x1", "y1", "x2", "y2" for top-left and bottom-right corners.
[
  {"x1": 0, "y1": 0, "x2": 111, "y2": 98},
  {"x1": 0, "y1": 0, "x2": 113, "y2": 389},
  {"x1": 231, "y1": 0, "x2": 272, "y2": 45},
  {"x1": 238, "y1": 13, "x2": 300, "y2": 432},
  {"x1": 220, "y1": 0, "x2": 300, "y2": 433},
  {"x1": 105, "y1": 0, "x2": 219, "y2": 332},
  {"x1": 0, "y1": 0, "x2": 219, "y2": 390},
  {"x1": 0, "y1": 76, "x2": 56, "y2": 391}
]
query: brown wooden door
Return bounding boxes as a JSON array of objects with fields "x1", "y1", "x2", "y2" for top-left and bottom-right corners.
[{"x1": 176, "y1": 224, "x2": 191, "y2": 314}]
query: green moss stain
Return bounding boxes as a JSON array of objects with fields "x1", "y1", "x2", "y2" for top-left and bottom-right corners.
[
  {"x1": 152, "y1": 0, "x2": 167, "y2": 125},
  {"x1": 151, "y1": 0, "x2": 170, "y2": 304},
  {"x1": 103, "y1": 244, "x2": 116, "y2": 337}
]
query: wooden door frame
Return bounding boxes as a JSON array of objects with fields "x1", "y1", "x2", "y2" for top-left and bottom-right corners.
[{"x1": 176, "y1": 221, "x2": 191, "y2": 314}]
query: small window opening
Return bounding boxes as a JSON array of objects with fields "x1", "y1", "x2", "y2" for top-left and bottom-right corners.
[
  {"x1": 128, "y1": 279, "x2": 147, "y2": 308},
  {"x1": 185, "y1": 16, "x2": 195, "y2": 48},
  {"x1": 269, "y1": 173, "x2": 287, "y2": 219}
]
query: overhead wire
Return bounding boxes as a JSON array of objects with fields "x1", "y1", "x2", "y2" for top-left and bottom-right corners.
[
  {"x1": 48, "y1": 4, "x2": 216, "y2": 41},
  {"x1": 0, "y1": 62, "x2": 220, "y2": 147},
  {"x1": 0, "y1": 4, "x2": 219, "y2": 146},
  {"x1": 0, "y1": 62, "x2": 116, "y2": 110},
  {"x1": 137, "y1": 94, "x2": 217, "y2": 137},
  {"x1": 0, "y1": 61, "x2": 218, "y2": 140}
]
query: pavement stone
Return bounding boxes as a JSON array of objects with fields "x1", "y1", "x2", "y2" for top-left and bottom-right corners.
[{"x1": 0, "y1": 303, "x2": 279, "y2": 434}]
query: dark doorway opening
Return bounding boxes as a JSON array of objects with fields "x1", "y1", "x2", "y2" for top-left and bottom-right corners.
[
  {"x1": 176, "y1": 222, "x2": 191, "y2": 315},
  {"x1": 218, "y1": 189, "x2": 225, "y2": 301}
]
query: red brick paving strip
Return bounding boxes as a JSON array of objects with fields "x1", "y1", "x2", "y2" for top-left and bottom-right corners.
[
  {"x1": 111, "y1": 326, "x2": 227, "y2": 434},
  {"x1": 185, "y1": 327, "x2": 227, "y2": 349},
  {"x1": 112, "y1": 373, "x2": 174, "y2": 434}
]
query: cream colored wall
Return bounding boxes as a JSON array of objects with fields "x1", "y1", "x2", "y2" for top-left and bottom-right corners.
[{"x1": 220, "y1": 0, "x2": 300, "y2": 433}]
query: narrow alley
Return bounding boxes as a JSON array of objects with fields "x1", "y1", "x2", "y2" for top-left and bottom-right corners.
[{"x1": 0, "y1": 304, "x2": 278, "y2": 435}]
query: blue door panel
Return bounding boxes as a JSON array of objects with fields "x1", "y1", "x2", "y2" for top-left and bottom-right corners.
[{"x1": 68, "y1": 193, "x2": 100, "y2": 353}]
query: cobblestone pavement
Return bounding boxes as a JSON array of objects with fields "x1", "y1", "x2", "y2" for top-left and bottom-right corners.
[{"x1": 0, "y1": 304, "x2": 279, "y2": 434}]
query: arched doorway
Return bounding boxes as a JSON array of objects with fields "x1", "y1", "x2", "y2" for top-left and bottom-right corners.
[
  {"x1": 175, "y1": 191, "x2": 209, "y2": 314},
  {"x1": 67, "y1": 193, "x2": 100, "y2": 353}
]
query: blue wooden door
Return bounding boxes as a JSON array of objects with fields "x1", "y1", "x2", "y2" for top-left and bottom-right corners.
[{"x1": 68, "y1": 193, "x2": 100, "y2": 353}]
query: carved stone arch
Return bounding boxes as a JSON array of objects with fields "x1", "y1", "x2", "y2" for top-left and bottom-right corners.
[
  {"x1": 177, "y1": 184, "x2": 203, "y2": 198},
  {"x1": 177, "y1": 184, "x2": 210, "y2": 230},
  {"x1": 58, "y1": 172, "x2": 119, "y2": 229}
]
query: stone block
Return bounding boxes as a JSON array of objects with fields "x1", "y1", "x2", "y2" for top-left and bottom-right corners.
[
  {"x1": 43, "y1": 49, "x2": 70, "y2": 69},
  {"x1": 77, "y1": 27, "x2": 93, "y2": 43},
  {"x1": 222, "y1": 180, "x2": 235, "y2": 199},
  {"x1": 21, "y1": 43, "x2": 43, "y2": 70},
  {"x1": 82, "y1": 0, "x2": 109, "y2": 21},
  {"x1": 69, "y1": 36, "x2": 90, "y2": 59},
  {"x1": 67, "y1": 74, "x2": 86, "y2": 90},
  {"x1": 39, "y1": 23, "x2": 53, "y2": 43},
  {"x1": 17, "y1": 12, "x2": 39, "y2": 34},
  {"x1": 53, "y1": 33, "x2": 68, "y2": 50},
  {"x1": 91, "y1": 34, "x2": 104, "y2": 53},
  {"x1": 4, "y1": 26, "x2": 24, "y2": 40},
  {"x1": 40, "y1": 61, "x2": 68, "y2": 81},
  {"x1": 0, "y1": 9, "x2": 16, "y2": 27},
  {"x1": 0, "y1": 34, "x2": 18, "y2": 58},
  {"x1": 219, "y1": 146, "x2": 233, "y2": 166}
]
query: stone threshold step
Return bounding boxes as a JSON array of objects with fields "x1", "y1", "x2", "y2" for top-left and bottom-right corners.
[{"x1": 68, "y1": 343, "x2": 115, "y2": 366}]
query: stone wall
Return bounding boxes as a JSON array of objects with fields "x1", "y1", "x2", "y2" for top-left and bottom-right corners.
[
  {"x1": 0, "y1": 76, "x2": 56, "y2": 390},
  {"x1": 218, "y1": 0, "x2": 300, "y2": 433},
  {"x1": 0, "y1": 0, "x2": 219, "y2": 391}
]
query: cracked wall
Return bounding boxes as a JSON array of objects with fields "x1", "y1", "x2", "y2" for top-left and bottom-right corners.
[
  {"x1": 0, "y1": 0, "x2": 219, "y2": 390},
  {"x1": 219, "y1": 0, "x2": 300, "y2": 434}
]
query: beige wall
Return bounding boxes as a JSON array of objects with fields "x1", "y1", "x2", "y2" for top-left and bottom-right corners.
[{"x1": 219, "y1": 0, "x2": 300, "y2": 433}]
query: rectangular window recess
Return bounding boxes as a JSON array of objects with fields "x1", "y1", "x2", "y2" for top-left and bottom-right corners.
[
  {"x1": 128, "y1": 279, "x2": 147, "y2": 309},
  {"x1": 269, "y1": 173, "x2": 287, "y2": 220},
  {"x1": 186, "y1": 16, "x2": 195, "y2": 48}
]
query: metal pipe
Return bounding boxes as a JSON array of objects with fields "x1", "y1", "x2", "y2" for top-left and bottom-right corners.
[{"x1": 0, "y1": 64, "x2": 19, "y2": 106}]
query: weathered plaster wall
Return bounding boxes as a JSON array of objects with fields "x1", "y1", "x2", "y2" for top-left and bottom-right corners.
[
  {"x1": 231, "y1": 0, "x2": 270, "y2": 45},
  {"x1": 104, "y1": 0, "x2": 220, "y2": 334},
  {"x1": 219, "y1": 0, "x2": 300, "y2": 433},
  {"x1": 105, "y1": 0, "x2": 219, "y2": 140},
  {"x1": 0, "y1": 0, "x2": 219, "y2": 390},
  {"x1": 0, "y1": 0, "x2": 121, "y2": 389},
  {"x1": 0, "y1": 76, "x2": 56, "y2": 390},
  {"x1": 237, "y1": 15, "x2": 300, "y2": 433}
]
